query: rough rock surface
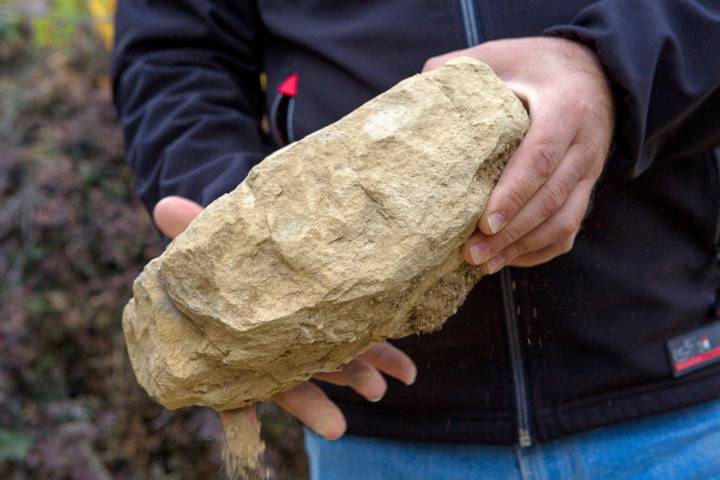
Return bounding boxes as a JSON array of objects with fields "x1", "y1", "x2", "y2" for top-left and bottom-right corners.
[{"x1": 123, "y1": 57, "x2": 529, "y2": 411}]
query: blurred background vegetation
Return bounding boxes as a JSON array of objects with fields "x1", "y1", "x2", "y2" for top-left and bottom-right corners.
[{"x1": 0, "y1": 1, "x2": 306, "y2": 478}]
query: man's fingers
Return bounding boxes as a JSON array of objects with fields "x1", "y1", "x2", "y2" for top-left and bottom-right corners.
[
  {"x1": 314, "y1": 360, "x2": 388, "y2": 402},
  {"x1": 464, "y1": 142, "x2": 592, "y2": 266},
  {"x1": 509, "y1": 237, "x2": 577, "y2": 268},
  {"x1": 422, "y1": 48, "x2": 472, "y2": 72},
  {"x1": 493, "y1": 177, "x2": 594, "y2": 268},
  {"x1": 485, "y1": 143, "x2": 589, "y2": 249},
  {"x1": 421, "y1": 40, "x2": 514, "y2": 75},
  {"x1": 464, "y1": 175, "x2": 593, "y2": 272},
  {"x1": 357, "y1": 342, "x2": 417, "y2": 386},
  {"x1": 153, "y1": 196, "x2": 203, "y2": 239},
  {"x1": 478, "y1": 103, "x2": 576, "y2": 236},
  {"x1": 273, "y1": 382, "x2": 347, "y2": 440}
]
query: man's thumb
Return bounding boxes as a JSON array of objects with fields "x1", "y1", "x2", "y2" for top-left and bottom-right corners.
[{"x1": 153, "y1": 196, "x2": 203, "y2": 239}]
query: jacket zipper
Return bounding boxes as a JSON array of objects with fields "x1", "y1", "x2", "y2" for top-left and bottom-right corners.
[
  {"x1": 714, "y1": 149, "x2": 720, "y2": 245},
  {"x1": 458, "y1": 0, "x2": 480, "y2": 47},
  {"x1": 500, "y1": 269, "x2": 533, "y2": 447},
  {"x1": 457, "y1": 0, "x2": 534, "y2": 447},
  {"x1": 713, "y1": 149, "x2": 720, "y2": 317}
]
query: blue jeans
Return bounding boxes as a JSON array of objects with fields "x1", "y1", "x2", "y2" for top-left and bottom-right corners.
[{"x1": 304, "y1": 399, "x2": 720, "y2": 479}]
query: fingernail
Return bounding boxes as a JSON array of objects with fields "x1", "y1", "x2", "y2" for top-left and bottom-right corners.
[
  {"x1": 487, "y1": 213, "x2": 506, "y2": 234},
  {"x1": 469, "y1": 242, "x2": 491, "y2": 265},
  {"x1": 486, "y1": 255, "x2": 506, "y2": 274},
  {"x1": 321, "y1": 424, "x2": 345, "y2": 441},
  {"x1": 369, "y1": 394, "x2": 384, "y2": 403},
  {"x1": 405, "y1": 371, "x2": 417, "y2": 386}
]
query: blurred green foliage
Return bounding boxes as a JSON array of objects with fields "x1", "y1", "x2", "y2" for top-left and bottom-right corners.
[
  {"x1": 32, "y1": 0, "x2": 85, "y2": 47},
  {"x1": 0, "y1": 431, "x2": 32, "y2": 462},
  {"x1": 0, "y1": 5, "x2": 307, "y2": 479},
  {"x1": 0, "y1": 0, "x2": 115, "y2": 50}
]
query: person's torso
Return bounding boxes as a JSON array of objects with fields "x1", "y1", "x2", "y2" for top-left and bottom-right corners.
[{"x1": 256, "y1": 0, "x2": 720, "y2": 444}]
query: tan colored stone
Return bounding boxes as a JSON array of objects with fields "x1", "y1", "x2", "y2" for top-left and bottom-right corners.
[{"x1": 123, "y1": 57, "x2": 528, "y2": 412}]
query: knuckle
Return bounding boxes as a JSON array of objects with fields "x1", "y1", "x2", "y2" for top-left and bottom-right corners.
[
  {"x1": 560, "y1": 237, "x2": 576, "y2": 254},
  {"x1": 558, "y1": 215, "x2": 581, "y2": 239},
  {"x1": 501, "y1": 186, "x2": 527, "y2": 217},
  {"x1": 509, "y1": 237, "x2": 531, "y2": 257},
  {"x1": 573, "y1": 140, "x2": 594, "y2": 162},
  {"x1": 573, "y1": 144, "x2": 602, "y2": 179},
  {"x1": 587, "y1": 163, "x2": 604, "y2": 182},
  {"x1": 500, "y1": 222, "x2": 523, "y2": 245},
  {"x1": 531, "y1": 141, "x2": 557, "y2": 180},
  {"x1": 539, "y1": 183, "x2": 567, "y2": 218},
  {"x1": 578, "y1": 177, "x2": 597, "y2": 194}
]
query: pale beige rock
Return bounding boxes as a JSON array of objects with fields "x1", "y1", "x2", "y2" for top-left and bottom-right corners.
[{"x1": 123, "y1": 57, "x2": 528, "y2": 412}]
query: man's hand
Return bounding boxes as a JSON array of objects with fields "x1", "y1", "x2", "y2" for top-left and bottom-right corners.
[
  {"x1": 154, "y1": 196, "x2": 417, "y2": 440},
  {"x1": 424, "y1": 37, "x2": 614, "y2": 272}
]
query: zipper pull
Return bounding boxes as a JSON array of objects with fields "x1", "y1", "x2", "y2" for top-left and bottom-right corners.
[
  {"x1": 278, "y1": 73, "x2": 298, "y2": 97},
  {"x1": 270, "y1": 73, "x2": 299, "y2": 146}
]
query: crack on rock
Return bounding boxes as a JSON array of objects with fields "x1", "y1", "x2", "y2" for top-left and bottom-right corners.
[{"x1": 356, "y1": 183, "x2": 394, "y2": 221}]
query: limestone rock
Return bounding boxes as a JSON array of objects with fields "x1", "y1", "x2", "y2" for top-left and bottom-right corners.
[{"x1": 123, "y1": 57, "x2": 529, "y2": 411}]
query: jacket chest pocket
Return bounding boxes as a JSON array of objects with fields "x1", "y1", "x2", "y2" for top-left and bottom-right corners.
[{"x1": 269, "y1": 73, "x2": 298, "y2": 147}]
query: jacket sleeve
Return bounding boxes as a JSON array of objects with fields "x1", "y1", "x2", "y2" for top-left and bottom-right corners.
[
  {"x1": 544, "y1": 0, "x2": 720, "y2": 176},
  {"x1": 111, "y1": 0, "x2": 272, "y2": 213}
]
